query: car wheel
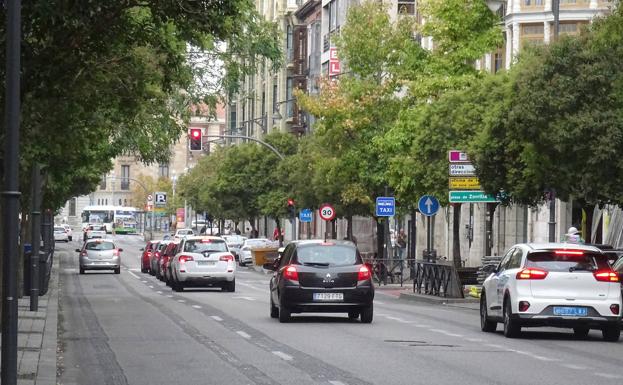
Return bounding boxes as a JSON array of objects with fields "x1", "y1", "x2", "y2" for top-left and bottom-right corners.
[
  {"x1": 69, "y1": 236, "x2": 72, "y2": 241},
  {"x1": 278, "y1": 301, "x2": 291, "y2": 323},
  {"x1": 602, "y1": 325, "x2": 620, "y2": 342},
  {"x1": 480, "y1": 292, "x2": 497, "y2": 332},
  {"x1": 149, "y1": 267, "x2": 155, "y2": 276},
  {"x1": 141, "y1": 267, "x2": 148, "y2": 274},
  {"x1": 114, "y1": 267, "x2": 120, "y2": 274},
  {"x1": 348, "y1": 311, "x2": 360, "y2": 320},
  {"x1": 226, "y1": 279, "x2": 235, "y2": 292},
  {"x1": 503, "y1": 298, "x2": 521, "y2": 338},
  {"x1": 573, "y1": 326, "x2": 590, "y2": 339},
  {"x1": 239, "y1": 261, "x2": 245, "y2": 267},
  {"x1": 360, "y1": 304, "x2": 373, "y2": 324},
  {"x1": 173, "y1": 281, "x2": 184, "y2": 292},
  {"x1": 79, "y1": 267, "x2": 85, "y2": 275},
  {"x1": 270, "y1": 297, "x2": 279, "y2": 319}
]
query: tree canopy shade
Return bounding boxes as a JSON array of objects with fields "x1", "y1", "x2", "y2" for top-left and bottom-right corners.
[
  {"x1": 0, "y1": 0, "x2": 282, "y2": 211},
  {"x1": 470, "y1": 7, "x2": 623, "y2": 207}
]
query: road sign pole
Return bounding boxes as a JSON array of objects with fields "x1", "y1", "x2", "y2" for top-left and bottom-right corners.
[{"x1": 426, "y1": 216, "x2": 431, "y2": 255}]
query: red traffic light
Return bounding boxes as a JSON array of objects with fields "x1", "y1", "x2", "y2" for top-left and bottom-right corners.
[
  {"x1": 190, "y1": 128, "x2": 201, "y2": 139},
  {"x1": 287, "y1": 198, "x2": 295, "y2": 206}
]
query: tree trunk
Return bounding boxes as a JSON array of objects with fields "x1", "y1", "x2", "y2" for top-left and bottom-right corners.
[
  {"x1": 346, "y1": 215, "x2": 353, "y2": 241},
  {"x1": 331, "y1": 219, "x2": 336, "y2": 239},
  {"x1": 452, "y1": 203, "x2": 462, "y2": 268},
  {"x1": 584, "y1": 204, "x2": 595, "y2": 244}
]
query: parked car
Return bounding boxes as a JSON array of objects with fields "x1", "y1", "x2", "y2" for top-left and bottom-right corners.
[
  {"x1": 159, "y1": 240, "x2": 180, "y2": 282},
  {"x1": 174, "y1": 228, "x2": 194, "y2": 239},
  {"x1": 238, "y1": 238, "x2": 273, "y2": 266},
  {"x1": 76, "y1": 239, "x2": 122, "y2": 274},
  {"x1": 150, "y1": 240, "x2": 171, "y2": 277},
  {"x1": 54, "y1": 226, "x2": 69, "y2": 242},
  {"x1": 61, "y1": 224, "x2": 73, "y2": 241},
  {"x1": 140, "y1": 241, "x2": 158, "y2": 273},
  {"x1": 264, "y1": 240, "x2": 374, "y2": 323},
  {"x1": 169, "y1": 236, "x2": 235, "y2": 292},
  {"x1": 222, "y1": 235, "x2": 247, "y2": 261},
  {"x1": 480, "y1": 243, "x2": 621, "y2": 341}
]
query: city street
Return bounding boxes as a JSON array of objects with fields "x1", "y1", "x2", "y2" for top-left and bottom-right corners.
[{"x1": 56, "y1": 236, "x2": 623, "y2": 385}]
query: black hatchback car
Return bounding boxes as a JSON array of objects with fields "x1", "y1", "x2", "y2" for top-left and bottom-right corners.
[{"x1": 264, "y1": 240, "x2": 374, "y2": 323}]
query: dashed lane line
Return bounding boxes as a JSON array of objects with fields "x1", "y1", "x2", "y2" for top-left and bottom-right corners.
[
  {"x1": 211, "y1": 316, "x2": 223, "y2": 322},
  {"x1": 329, "y1": 381, "x2": 347, "y2": 385},
  {"x1": 127, "y1": 271, "x2": 140, "y2": 279},
  {"x1": 192, "y1": 305, "x2": 202, "y2": 309},
  {"x1": 272, "y1": 351, "x2": 293, "y2": 361},
  {"x1": 236, "y1": 331, "x2": 251, "y2": 339}
]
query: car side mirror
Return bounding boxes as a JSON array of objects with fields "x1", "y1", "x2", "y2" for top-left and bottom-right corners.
[
  {"x1": 118, "y1": 248, "x2": 123, "y2": 252},
  {"x1": 75, "y1": 249, "x2": 82, "y2": 253},
  {"x1": 482, "y1": 264, "x2": 497, "y2": 274},
  {"x1": 139, "y1": 247, "x2": 144, "y2": 251}
]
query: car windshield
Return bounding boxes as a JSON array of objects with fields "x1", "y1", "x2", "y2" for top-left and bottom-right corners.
[
  {"x1": 246, "y1": 239, "x2": 269, "y2": 247},
  {"x1": 54, "y1": 227, "x2": 65, "y2": 232},
  {"x1": 224, "y1": 235, "x2": 245, "y2": 244},
  {"x1": 296, "y1": 244, "x2": 358, "y2": 266},
  {"x1": 177, "y1": 229, "x2": 193, "y2": 235},
  {"x1": 526, "y1": 250, "x2": 610, "y2": 272},
  {"x1": 85, "y1": 242, "x2": 115, "y2": 251},
  {"x1": 184, "y1": 239, "x2": 228, "y2": 253}
]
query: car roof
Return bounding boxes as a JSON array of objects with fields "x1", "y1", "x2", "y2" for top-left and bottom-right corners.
[
  {"x1": 522, "y1": 243, "x2": 602, "y2": 252},
  {"x1": 85, "y1": 239, "x2": 114, "y2": 244},
  {"x1": 184, "y1": 236, "x2": 225, "y2": 241},
  {"x1": 293, "y1": 239, "x2": 356, "y2": 247}
]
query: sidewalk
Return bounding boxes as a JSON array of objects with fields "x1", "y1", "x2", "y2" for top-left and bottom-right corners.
[{"x1": 0, "y1": 255, "x2": 59, "y2": 385}]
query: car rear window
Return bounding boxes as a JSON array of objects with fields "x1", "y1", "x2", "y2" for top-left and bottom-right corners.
[
  {"x1": 54, "y1": 227, "x2": 65, "y2": 232},
  {"x1": 296, "y1": 245, "x2": 357, "y2": 266},
  {"x1": 86, "y1": 242, "x2": 115, "y2": 251},
  {"x1": 178, "y1": 229, "x2": 193, "y2": 235},
  {"x1": 184, "y1": 239, "x2": 227, "y2": 253},
  {"x1": 526, "y1": 251, "x2": 610, "y2": 272}
]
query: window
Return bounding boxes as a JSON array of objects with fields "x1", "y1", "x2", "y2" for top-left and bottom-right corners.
[
  {"x1": 286, "y1": 78, "x2": 294, "y2": 118},
  {"x1": 296, "y1": 245, "x2": 357, "y2": 266},
  {"x1": 523, "y1": 0, "x2": 544, "y2": 6},
  {"x1": 559, "y1": 22, "x2": 582, "y2": 35},
  {"x1": 158, "y1": 163, "x2": 169, "y2": 178},
  {"x1": 329, "y1": 0, "x2": 338, "y2": 32},
  {"x1": 69, "y1": 198, "x2": 76, "y2": 216},
  {"x1": 508, "y1": 249, "x2": 524, "y2": 269},
  {"x1": 121, "y1": 165, "x2": 130, "y2": 190},
  {"x1": 397, "y1": 0, "x2": 415, "y2": 15},
  {"x1": 498, "y1": 248, "x2": 515, "y2": 271},
  {"x1": 521, "y1": 24, "x2": 544, "y2": 47},
  {"x1": 287, "y1": 25, "x2": 293, "y2": 62},
  {"x1": 229, "y1": 103, "x2": 237, "y2": 133},
  {"x1": 99, "y1": 175, "x2": 106, "y2": 190}
]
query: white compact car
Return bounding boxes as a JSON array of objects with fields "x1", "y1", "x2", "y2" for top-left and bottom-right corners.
[
  {"x1": 61, "y1": 224, "x2": 73, "y2": 241},
  {"x1": 170, "y1": 236, "x2": 235, "y2": 292},
  {"x1": 54, "y1": 226, "x2": 69, "y2": 242},
  {"x1": 480, "y1": 243, "x2": 621, "y2": 341}
]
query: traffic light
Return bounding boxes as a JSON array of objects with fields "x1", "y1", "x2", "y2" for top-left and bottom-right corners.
[
  {"x1": 287, "y1": 198, "x2": 296, "y2": 218},
  {"x1": 189, "y1": 128, "x2": 202, "y2": 151}
]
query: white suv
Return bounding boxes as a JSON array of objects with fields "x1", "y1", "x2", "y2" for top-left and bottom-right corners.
[
  {"x1": 170, "y1": 236, "x2": 235, "y2": 292},
  {"x1": 480, "y1": 243, "x2": 621, "y2": 341}
]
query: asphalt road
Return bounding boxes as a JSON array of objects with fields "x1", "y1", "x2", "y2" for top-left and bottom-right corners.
[{"x1": 56, "y1": 235, "x2": 623, "y2": 385}]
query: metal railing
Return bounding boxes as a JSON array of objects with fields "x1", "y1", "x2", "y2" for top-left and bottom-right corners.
[{"x1": 412, "y1": 260, "x2": 463, "y2": 298}]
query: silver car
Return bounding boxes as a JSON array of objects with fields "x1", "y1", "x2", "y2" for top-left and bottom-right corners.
[
  {"x1": 77, "y1": 239, "x2": 122, "y2": 274},
  {"x1": 238, "y1": 238, "x2": 273, "y2": 266},
  {"x1": 222, "y1": 235, "x2": 247, "y2": 261}
]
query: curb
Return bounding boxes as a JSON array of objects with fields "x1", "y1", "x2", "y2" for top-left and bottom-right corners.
[
  {"x1": 36, "y1": 253, "x2": 60, "y2": 385},
  {"x1": 398, "y1": 292, "x2": 479, "y2": 305}
]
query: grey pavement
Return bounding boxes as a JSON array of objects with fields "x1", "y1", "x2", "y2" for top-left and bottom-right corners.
[{"x1": 0, "y1": 248, "x2": 59, "y2": 385}]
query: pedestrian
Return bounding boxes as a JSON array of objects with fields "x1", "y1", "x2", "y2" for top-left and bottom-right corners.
[
  {"x1": 562, "y1": 226, "x2": 584, "y2": 244},
  {"x1": 396, "y1": 229, "x2": 407, "y2": 270}
]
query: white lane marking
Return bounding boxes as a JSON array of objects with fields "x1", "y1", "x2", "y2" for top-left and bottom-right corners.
[
  {"x1": 177, "y1": 299, "x2": 186, "y2": 303},
  {"x1": 594, "y1": 373, "x2": 623, "y2": 379},
  {"x1": 236, "y1": 331, "x2": 251, "y2": 339},
  {"x1": 211, "y1": 316, "x2": 223, "y2": 322},
  {"x1": 149, "y1": 285, "x2": 154, "y2": 288},
  {"x1": 428, "y1": 329, "x2": 463, "y2": 337},
  {"x1": 64, "y1": 268, "x2": 76, "y2": 273},
  {"x1": 156, "y1": 291, "x2": 163, "y2": 294},
  {"x1": 374, "y1": 301, "x2": 385, "y2": 305},
  {"x1": 127, "y1": 271, "x2": 140, "y2": 279},
  {"x1": 385, "y1": 316, "x2": 410, "y2": 324},
  {"x1": 129, "y1": 268, "x2": 141, "y2": 272},
  {"x1": 532, "y1": 355, "x2": 560, "y2": 362},
  {"x1": 329, "y1": 381, "x2": 347, "y2": 385},
  {"x1": 167, "y1": 295, "x2": 174, "y2": 298},
  {"x1": 562, "y1": 364, "x2": 587, "y2": 370},
  {"x1": 466, "y1": 338, "x2": 483, "y2": 342},
  {"x1": 484, "y1": 343, "x2": 505, "y2": 350},
  {"x1": 416, "y1": 324, "x2": 431, "y2": 328},
  {"x1": 236, "y1": 281, "x2": 267, "y2": 292},
  {"x1": 272, "y1": 351, "x2": 293, "y2": 361},
  {"x1": 141, "y1": 280, "x2": 148, "y2": 283},
  {"x1": 232, "y1": 296, "x2": 256, "y2": 301},
  {"x1": 192, "y1": 305, "x2": 202, "y2": 309}
]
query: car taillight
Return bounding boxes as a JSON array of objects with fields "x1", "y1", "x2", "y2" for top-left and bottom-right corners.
[
  {"x1": 80, "y1": 251, "x2": 87, "y2": 257},
  {"x1": 516, "y1": 268, "x2": 548, "y2": 280},
  {"x1": 219, "y1": 254, "x2": 234, "y2": 262},
  {"x1": 283, "y1": 265, "x2": 298, "y2": 281},
  {"x1": 593, "y1": 270, "x2": 619, "y2": 282},
  {"x1": 519, "y1": 301, "x2": 530, "y2": 312},
  {"x1": 113, "y1": 249, "x2": 120, "y2": 257},
  {"x1": 610, "y1": 304, "x2": 620, "y2": 315},
  {"x1": 179, "y1": 255, "x2": 194, "y2": 263},
  {"x1": 146, "y1": 251, "x2": 152, "y2": 257},
  {"x1": 358, "y1": 265, "x2": 371, "y2": 281}
]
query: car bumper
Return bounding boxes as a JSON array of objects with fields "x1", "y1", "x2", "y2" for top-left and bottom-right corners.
[
  {"x1": 280, "y1": 284, "x2": 374, "y2": 313},
  {"x1": 176, "y1": 270, "x2": 234, "y2": 283},
  {"x1": 513, "y1": 305, "x2": 622, "y2": 327},
  {"x1": 80, "y1": 259, "x2": 120, "y2": 269}
]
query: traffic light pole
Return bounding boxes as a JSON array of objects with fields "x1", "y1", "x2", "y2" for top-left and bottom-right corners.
[{"x1": 203, "y1": 134, "x2": 285, "y2": 160}]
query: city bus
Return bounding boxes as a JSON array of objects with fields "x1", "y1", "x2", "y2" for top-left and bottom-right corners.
[{"x1": 81, "y1": 205, "x2": 138, "y2": 234}]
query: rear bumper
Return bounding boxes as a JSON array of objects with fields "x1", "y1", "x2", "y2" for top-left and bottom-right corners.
[
  {"x1": 176, "y1": 270, "x2": 234, "y2": 283},
  {"x1": 281, "y1": 284, "x2": 374, "y2": 313},
  {"x1": 514, "y1": 305, "x2": 621, "y2": 328},
  {"x1": 80, "y1": 259, "x2": 120, "y2": 269}
]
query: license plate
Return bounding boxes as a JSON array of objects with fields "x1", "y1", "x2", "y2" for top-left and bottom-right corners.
[
  {"x1": 313, "y1": 293, "x2": 343, "y2": 301},
  {"x1": 197, "y1": 261, "x2": 216, "y2": 266},
  {"x1": 553, "y1": 306, "x2": 588, "y2": 316}
]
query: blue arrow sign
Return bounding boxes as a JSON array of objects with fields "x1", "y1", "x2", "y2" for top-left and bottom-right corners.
[
  {"x1": 375, "y1": 197, "x2": 395, "y2": 217},
  {"x1": 418, "y1": 195, "x2": 440, "y2": 217},
  {"x1": 299, "y1": 209, "x2": 313, "y2": 222}
]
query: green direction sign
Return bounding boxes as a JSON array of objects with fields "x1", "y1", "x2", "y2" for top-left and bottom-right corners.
[{"x1": 449, "y1": 190, "x2": 498, "y2": 203}]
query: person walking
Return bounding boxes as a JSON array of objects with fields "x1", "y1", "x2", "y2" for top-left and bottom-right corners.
[{"x1": 396, "y1": 229, "x2": 407, "y2": 271}]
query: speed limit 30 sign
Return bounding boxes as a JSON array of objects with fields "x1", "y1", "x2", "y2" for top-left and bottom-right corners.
[{"x1": 319, "y1": 204, "x2": 336, "y2": 221}]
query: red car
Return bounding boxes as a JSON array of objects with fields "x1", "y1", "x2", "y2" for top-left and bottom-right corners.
[
  {"x1": 151, "y1": 240, "x2": 172, "y2": 277},
  {"x1": 159, "y1": 241, "x2": 180, "y2": 282},
  {"x1": 141, "y1": 241, "x2": 159, "y2": 274}
]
